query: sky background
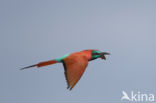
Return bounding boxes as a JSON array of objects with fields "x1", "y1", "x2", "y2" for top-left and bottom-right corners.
[{"x1": 0, "y1": 0, "x2": 156, "y2": 103}]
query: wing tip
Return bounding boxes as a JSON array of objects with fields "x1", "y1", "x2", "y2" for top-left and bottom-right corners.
[{"x1": 67, "y1": 86, "x2": 73, "y2": 91}]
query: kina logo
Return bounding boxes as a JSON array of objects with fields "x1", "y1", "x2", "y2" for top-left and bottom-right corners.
[{"x1": 121, "y1": 91, "x2": 155, "y2": 102}]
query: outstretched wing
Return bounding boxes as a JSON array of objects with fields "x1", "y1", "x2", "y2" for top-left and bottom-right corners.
[{"x1": 63, "y1": 54, "x2": 88, "y2": 90}]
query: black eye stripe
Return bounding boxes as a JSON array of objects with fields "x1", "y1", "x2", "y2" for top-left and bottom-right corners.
[{"x1": 93, "y1": 53, "x2": 99, "y2": 55}]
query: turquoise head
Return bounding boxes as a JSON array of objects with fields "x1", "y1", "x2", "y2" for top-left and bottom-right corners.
[{"x1": 90, "y1": 50, "x2": 110, "y2": 61}]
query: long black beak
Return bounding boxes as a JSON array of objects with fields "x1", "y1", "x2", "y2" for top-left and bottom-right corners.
[{"x1": 99, "y1": 52, "x2": 110, "y2": 60}]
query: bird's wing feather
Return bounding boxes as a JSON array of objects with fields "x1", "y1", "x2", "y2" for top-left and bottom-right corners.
[{"x1": 63, "y1": 54, "x2": 88, "y2": 90}]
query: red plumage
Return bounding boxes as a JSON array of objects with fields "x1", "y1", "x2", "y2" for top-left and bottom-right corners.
[{"x1": 21, "y1": 49, "x2": 110, "y2": 90}]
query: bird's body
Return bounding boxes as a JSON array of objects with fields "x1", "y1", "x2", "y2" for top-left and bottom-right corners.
[{"x1": 21, "y1": 49, "x2": 110, "y2": 90}]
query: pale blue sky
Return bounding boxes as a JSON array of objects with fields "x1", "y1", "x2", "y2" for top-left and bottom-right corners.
[{"x1": 0, "y1": 0, "x2": 156, "y2": 103}]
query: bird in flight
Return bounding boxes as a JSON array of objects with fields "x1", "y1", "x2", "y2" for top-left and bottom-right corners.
[{"x1": 21, "y1": 49, "x2": 110, "y2": 90}]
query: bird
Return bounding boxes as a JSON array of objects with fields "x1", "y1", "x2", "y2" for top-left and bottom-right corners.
[{"x1": 20, "y1": 49, "x2": 110, "y2": 90}]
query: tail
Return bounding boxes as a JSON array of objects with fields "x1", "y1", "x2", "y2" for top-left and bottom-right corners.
[{"x1": 20, "y1": 60, "x2": 58, "y2": 70}]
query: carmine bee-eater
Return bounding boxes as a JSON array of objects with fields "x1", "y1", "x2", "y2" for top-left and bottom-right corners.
[{"x1": 21, "y1": 49, "x2": 110, "y2": 90}]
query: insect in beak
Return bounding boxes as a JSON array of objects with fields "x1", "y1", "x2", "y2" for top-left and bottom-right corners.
[{"x1": 99, "y1": 52, "x2": 110, "y2": 60}]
